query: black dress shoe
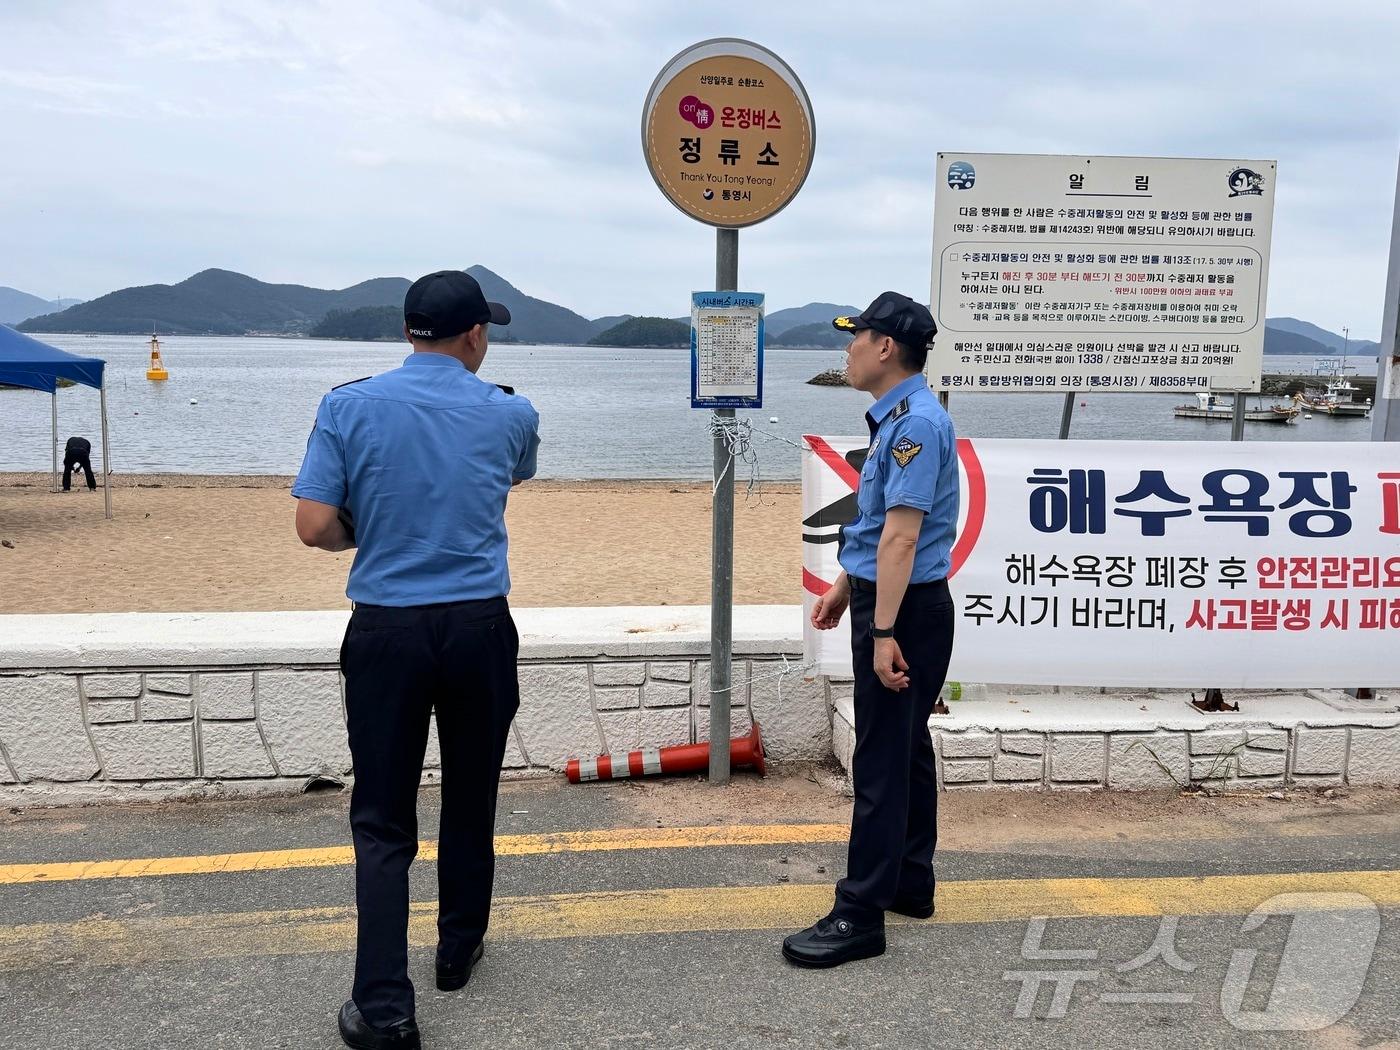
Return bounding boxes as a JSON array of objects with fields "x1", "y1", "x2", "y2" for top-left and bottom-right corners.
[
  {"x1": 888, "y1": 894, "x2": 935, "y2": 919},
  {"x1": 435, "y1": 941, "x2": 484, "y2": 991},
  {"x1": 781, "y1": 916, "x2": 886, "y2": 968},
  {"x1": 337, "y1": 1001, "x2": 420, "y2": 1049}
]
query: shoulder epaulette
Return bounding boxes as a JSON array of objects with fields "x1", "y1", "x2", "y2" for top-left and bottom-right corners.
[
  {"x1": 332, "y1": 376, "x2": 372, "y2": 390},
  {"x1": 890, "y1": 397, "x2": 910, "y2": 420},
  {"x1": 495, "y1": 384, "x2": 516, "y2": 395}
]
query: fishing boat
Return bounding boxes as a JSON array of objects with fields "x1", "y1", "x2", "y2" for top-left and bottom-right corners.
[
  {"x1": 1293, "y1": 338, "x2": 1372, "y2": 418},
  {"x1": 146, "y1": 333, "x2": 169, "y2": 381},
  {"x1": 1294, "y1": 376, "x2": 1371, "y2": 418},
  {"x1": 1173, "y1": 392, "x2": 1298, "y2": 425}
]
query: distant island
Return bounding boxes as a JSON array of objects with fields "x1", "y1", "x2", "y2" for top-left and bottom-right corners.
[
  {"x1": 8, "y1": 268, "x2": 1379, "y2": 359},
  {"x1": 769, "y1": 321, "x2": 847, "y2": 349},
  {"x1": 0, "y1": 287, "x2": 82, "y2": 325},
  {"x1": 588, "y1": 316, "x2": 689, "y2": 347},
  {"x1": 310, "y1": 305, "x2": 404, "y2": 341}
]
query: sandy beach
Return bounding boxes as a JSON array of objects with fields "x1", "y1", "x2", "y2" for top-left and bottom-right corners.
[{"x1": 0, "y1": 474, "x2": 801, "y2": 613}]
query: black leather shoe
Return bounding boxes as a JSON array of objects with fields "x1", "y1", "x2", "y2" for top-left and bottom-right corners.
[
  {"x1": 781, "y1": 916, "x2": 886, "y2": 968},
  {"x1": 435, "y1": 942, "x2": 484, "y2": 991},
  {"x1": 337, "y1": 1001, "x2": 420, "y2": 1049},
  {"x1": 888, "y1": 894, "x2": 935, "y2": 919}
]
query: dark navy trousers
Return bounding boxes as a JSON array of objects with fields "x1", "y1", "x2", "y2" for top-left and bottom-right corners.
[
  {"x1": 340, "y1": 597, "x2": 520, "y2": 1026},
  {"x1": 834, "y1": 579, "x2": 955, "y2": 925}
]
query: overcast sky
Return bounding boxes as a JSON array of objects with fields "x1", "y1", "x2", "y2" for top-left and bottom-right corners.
[{"x1": 2, "y1": 0, "x2": 1397, "y2": 337}]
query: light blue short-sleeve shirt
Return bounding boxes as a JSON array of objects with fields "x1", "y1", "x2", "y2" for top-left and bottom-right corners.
[
  {"x1": 837, "y1": 373, "x2": 959, "y2": 583},
  {"x1": 292, "y1": 352, "x2": 540, "y2": 605}
]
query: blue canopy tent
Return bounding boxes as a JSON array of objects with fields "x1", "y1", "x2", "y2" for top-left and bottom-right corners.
[{"x1": 0, "y1": 325, "x2": 112, "y2": 518}]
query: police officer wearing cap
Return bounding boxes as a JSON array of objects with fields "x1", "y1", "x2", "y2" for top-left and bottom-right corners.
[
  {"x1": 293, "y1": 270, "x2": 540, "y2": 1049},
  {"x1": 783, "y1": 291, "x2": 958, "y2": 968}
]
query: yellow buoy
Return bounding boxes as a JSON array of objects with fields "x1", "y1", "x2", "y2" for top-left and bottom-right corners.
[{"x1": 146, "y1": 333, "x2": 169, "y2": 381}]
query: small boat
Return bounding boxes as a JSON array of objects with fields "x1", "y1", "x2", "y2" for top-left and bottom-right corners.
[
  {"x1": 1173, "y1": 392, "x2": 1298, "y2": 424},
  {"x1": 146, "y1": 333, "x2": 169, "y2": 381},
  {"x1": 1294, "y1": 376, "x2": 1371, "y2": 419}
]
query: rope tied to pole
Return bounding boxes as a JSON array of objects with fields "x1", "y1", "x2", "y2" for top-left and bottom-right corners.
[{"x1": 708, "y1": 412, "x2": 761, "y2": 499}]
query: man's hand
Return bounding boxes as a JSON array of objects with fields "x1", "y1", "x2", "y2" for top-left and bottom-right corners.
[
  {"x1": 811, "y1": 576, "x2": 850, "y2": 630},
  {"x1": 874, "y1": 637, "x2": 910, "y2": 691}
]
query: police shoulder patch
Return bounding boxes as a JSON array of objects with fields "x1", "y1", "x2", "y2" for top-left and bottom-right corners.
[
  {"x1": 889, "y1": 397, "x2": 910, "y2": 421},
  {"x1": 890, "y1": 435, "x2": 923, "y2": 468},
  {"x1": 332, "y1": 376, "x2": 372, "y2": 390}
]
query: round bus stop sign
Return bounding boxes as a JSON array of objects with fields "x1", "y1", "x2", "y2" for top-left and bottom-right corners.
[{"x1": 642, "y1": 38, "x2": 815, "y2": 228}]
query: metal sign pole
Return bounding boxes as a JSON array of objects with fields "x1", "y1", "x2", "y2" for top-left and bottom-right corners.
[
  {"x1": 50, "y1": 392, "x2": 58, "y2": 492},
  {"x1": 1230, "y1": 393, "x2": 1246, "y2": 442},
  {"x1": 99, "y1": 379, "x2": 112, "y2": 520},
  {"x1": 1373, "y1": 154, "x2": 1400, "y2": 443},
  {"x1": 1058, "y1": 392, "x2": 1076, "y2": 440},
  {"x1": 709, "y1": 227, "x2": 739, "y2": 784}
]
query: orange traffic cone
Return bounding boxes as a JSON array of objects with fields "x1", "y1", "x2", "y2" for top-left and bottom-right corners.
[{"x1": 567, "y1": 721, "x2": 766, "y2": 783}]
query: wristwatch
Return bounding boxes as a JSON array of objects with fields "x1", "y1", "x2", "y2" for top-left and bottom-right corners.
[{"x1": 871, "y1": 622, "x2": 895, "y2": 638}]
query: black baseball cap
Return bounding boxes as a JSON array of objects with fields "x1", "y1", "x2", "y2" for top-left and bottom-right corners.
[
  {"x1": 403, "y1": 270, "x2": 511, "y2": 340},
  {"x1": 832, "y1": 291, "x2": 937, "y2": 349}
]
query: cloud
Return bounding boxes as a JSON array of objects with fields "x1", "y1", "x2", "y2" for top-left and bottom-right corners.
[
  {"x1": 0, "y1": 0, "x2": 1395, "y2": 336},
  {"x1": 0, "y1": 69, "x2": 135, "y2": 116}
]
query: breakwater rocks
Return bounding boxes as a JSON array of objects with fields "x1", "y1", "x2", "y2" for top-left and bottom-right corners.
[
  {"x1": 1261, "y1": 373, "x2": 1376, "y2": 398},
  {"x1": 806, "y1": 368, "x2": 849, "y2": 387}
]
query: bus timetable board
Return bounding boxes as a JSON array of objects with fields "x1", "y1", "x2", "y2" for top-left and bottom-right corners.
[{"x1": 691, "y1": 291, "x2": 764, "y2": 409}]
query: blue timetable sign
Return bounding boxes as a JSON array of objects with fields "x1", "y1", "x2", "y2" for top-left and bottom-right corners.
[{"x1": 690, "y1": 291, "x2": 764, "y2": 409}]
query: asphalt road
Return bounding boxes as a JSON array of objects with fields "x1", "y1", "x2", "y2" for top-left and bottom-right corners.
[{"x1": 1, "y1": 775, "x2": 1397, "y2": 1049}]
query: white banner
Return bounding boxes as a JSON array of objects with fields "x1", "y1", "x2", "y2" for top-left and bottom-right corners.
[
  {"x1": 802, "y1": 437, "x2": 1400, "y2": 687},
  {"x1": 930, "y1": 153, "x2": 1277, "y2": 393}
]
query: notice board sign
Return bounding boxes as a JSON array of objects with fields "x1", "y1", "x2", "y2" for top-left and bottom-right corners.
[
  {"x1": 930, "y1": 153, "x2": 1277, "y2": 394},
  {"x1": 691, "y1": 291, "x2": 764, "y2": 408}
]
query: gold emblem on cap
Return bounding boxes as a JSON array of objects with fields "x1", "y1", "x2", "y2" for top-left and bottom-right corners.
[{"x1": 834, "y1": 316, "x2": 856, "y2": 330}]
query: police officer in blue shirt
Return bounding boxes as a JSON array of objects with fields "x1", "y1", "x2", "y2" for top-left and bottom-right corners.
[
  {"x1": 293, "y1": 270, "x2": 540, "y2": 1049},
  {"x1": 783, "y1": 291, "x2": 958, "y2": 968}
]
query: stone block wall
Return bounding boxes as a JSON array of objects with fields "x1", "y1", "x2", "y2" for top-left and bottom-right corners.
[
  {"x1": 0, "y1": 607, "x2": 824, "y2": 795},
  {"x1": 828, "y1": 685, "x2": 1400, "y2": 792},
  {"x1": 931, "y1": 725, "x2": 1400, "y2": 790},
  {"x1": 0, "y1": 657, "x2": 830, "y2": 790}
]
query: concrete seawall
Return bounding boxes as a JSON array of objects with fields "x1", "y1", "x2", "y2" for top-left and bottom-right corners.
[
  {"x1": 0, "y1": 607, "x2": 830, "y2": 804},
  {"x1": 1, "y1": 606, "x2": 1395, "y2": 804}
]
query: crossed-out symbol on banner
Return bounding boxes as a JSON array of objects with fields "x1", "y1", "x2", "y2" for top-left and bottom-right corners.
[{"x1": 800, "y1": 436, "x2": 987, "y2": 598}]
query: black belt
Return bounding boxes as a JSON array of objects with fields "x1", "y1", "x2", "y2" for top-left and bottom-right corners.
[{"x1": 848, "y1": 575, "x2": 947, "y2": 593}]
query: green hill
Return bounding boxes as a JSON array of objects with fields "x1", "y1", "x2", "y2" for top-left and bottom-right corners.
[
  {"x1": 770, "y1": 321, "x2": 848, "y2": 348},
  {"x1": 1267, "y1": 317, "x2": 1379, "y2": 356},
  {"x1": 586, "y1": 314, "x2": 634, "y2": 339},
  {"x1": 0, "y1": 287, "x2": 83, "y2": 325},
  {"x1": 588, "y1": 316, "x2": 690, "y2": 347},
  {"x1": 1262, "y1": 327, "x2": 1329, "y2": 357},
  {"x1": 765, "y1": 302, "x2": 860, "y2": 337},
  {"x1": 310, "y1": 306, "x2": 405, "y2": 342},
  {"x1": 16, "y1": 266, "x2": 1377, "y2": 360},
  {"x1": 16, "y1": 266, "x2": 592, "y2": 343},
  {"x1": 465, "y1": 266, "x2": 592, "y2": 344},
  {"x1": 309, "y1": 304, "x2": 519, "y2": 343},
  {"x1": 18, "y1": 269, "x2": 411, "y2": 336}
]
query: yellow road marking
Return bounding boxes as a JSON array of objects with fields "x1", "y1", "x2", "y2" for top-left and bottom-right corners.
[
  {"x1": 0, "y1": 869, "x2": 1394, "y2": 972},
  {"x1": 0, "y1": 823, "x2": 851, "y2": 887}
]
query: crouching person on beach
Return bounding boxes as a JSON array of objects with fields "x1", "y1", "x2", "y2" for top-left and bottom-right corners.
[{"x1": 292, "y1": 270, "x2": 540, "y2": 1050}]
